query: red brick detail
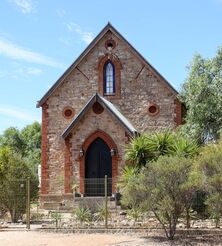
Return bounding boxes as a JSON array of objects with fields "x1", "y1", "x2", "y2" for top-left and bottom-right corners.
[
  {"x1": 174, "y1": 98, "x2": 182, "y2": 126},
  {"x1": 41, "y1": 103, "x2": 49, "y2": 194},
  {"x1": 62, "y1": 106, "x2": 75, "y2": 119},
  {"x1": 64, "y1": 133, "x2": 73, "y2": 193},
  {"x1": 98, "y1": 54, "x2": 122, "y2": 99},
  {"x1": 105, "y1": 39, "x2": 116, "y2": 50},
  {"x1": 79, "y1": 130, "x2": 118, "y2": 194},
  {"x1": 147, "y1": 102, "x2": 159, "y2": 116}
]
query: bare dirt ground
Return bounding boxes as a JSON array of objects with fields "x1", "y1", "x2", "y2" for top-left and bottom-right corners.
[
  {"x1": 0, "y1": 231, "x2": 163, "y2": 246},
  {"x1": 0, "y1": 231, "x2": 146, "y2": 246},
  {"x1": 0, "y1": 230, "x2": 222, "y2": 246}
]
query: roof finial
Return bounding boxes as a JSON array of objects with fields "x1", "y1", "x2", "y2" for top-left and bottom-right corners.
[{"x1": 107, "y1": 21, "x2": 112, "y2": 27}]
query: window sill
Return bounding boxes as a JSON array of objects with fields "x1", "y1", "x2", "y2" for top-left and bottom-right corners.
[{"x1": 104, "y1": 93, "x2": 116, "y2": 96}]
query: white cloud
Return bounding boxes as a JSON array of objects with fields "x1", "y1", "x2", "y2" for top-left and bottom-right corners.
[
  {"x1": 0, "y1": 105, "x2": 40, "y2": 122},
  {"x1": 15, "y1": 66, "x2": 42, "y2": 76},
  {"x1": 26, "y1": 67, "x2": 42, "y2": 75},
  {"x1": 10, "y1": 0, "x2": 35, "y2": 14},
  {"x1": 66, "y1": 23, "x2": 94, "y2": 44},
  {"x1": 0, "y1": 38, "x2": 64, "y2": 68},
  {"x1": 0, "y1": 66, "x2": 42, "y2": 80}
]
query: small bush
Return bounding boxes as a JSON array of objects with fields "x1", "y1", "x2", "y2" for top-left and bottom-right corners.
[
  {"x1": 50, "y1": 211, "x2": 62, "y2": 228},
  {"x1": 30, "y1": 212, "x2": 45, "y2": 221},
  {"x1": 72, "y1": 207, "x2": 91, "y2": 227}
]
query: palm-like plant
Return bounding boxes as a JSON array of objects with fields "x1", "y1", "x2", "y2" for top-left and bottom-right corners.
[
  {"x1": 125, "y1": 134, "x2": 150, "y2": 167},
  {"x1": 171, "y1": 135, "x2": 199, "y2": 158},
  {"x1": 118, "y1": 165, "x2": 139, "y2": 191},
  {"x1": 94, "y1": 203, "x2": 110, "y2": 225},
  {"x1": 127, "y1": 206, "x2": 143, "y2": 226},
  {"x1": 123, "y1": 131, "x2": 200, "y2": 230},
  {"x1": 125, "y1": 131, "x2": 175, "y2": 168},
  {"x1": 148, "y1": 131, "x2": 174, "y2": 158},
  {"x1": 72, "y1": 207, "x2": 91, "y2": 227},
  {"x1": 50, "y1": 211, "x2": 62, "y2": 228}
]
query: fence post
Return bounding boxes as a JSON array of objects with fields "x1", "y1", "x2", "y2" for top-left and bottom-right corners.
[
  {"x1": 104, "y1": 175, "x2": 108, "y2": 229},
  {"x1": 26, "y1": 177, "x2": 30, "y2": 230}
]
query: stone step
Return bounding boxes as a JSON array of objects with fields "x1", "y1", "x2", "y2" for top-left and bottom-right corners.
[{"x1": 42, "y1": 197, "x2": 121, "y2": 211}]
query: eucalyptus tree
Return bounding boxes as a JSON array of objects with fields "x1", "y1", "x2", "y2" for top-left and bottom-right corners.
[{"x1": 180, "y1": 47, "x2": 222, "y2": 143}]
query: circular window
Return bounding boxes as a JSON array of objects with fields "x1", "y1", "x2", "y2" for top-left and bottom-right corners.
[
  {"x1": 105, "y1": 39, "x2": 116, "y2": 50},
  {"x1": 148, "y1": 103, "x2": 159, "y2": 116},
  {"x1": 63, "y1": 107, "x2": 75, "y2": 119},
  {"x1": 93, "y1": 102, "x2": 104, "y2": 114}
]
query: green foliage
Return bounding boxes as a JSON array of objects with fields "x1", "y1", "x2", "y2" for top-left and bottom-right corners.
[
  {"x1": 126, "y1": 206, "x2": 143, "y2": 226},
  {"x1": 0, "y1": 122, "x2": 40, "y2": 222},
  {"x1": 94, "y1": 203, "x2": 109, "y2": 223},
  {"x1": 72, "y1": 207, "x2": 91, "y2": 226},
  {"x1": 121, "y1": 156, "x2": 195, "y2": 240},
  {"x1": 118, "y1": 166, "x2": 138, "y2": 189},
  {"x1": 170, "y1": 133, "x2": 199, "y2": 158},
  {"x1": 205, "y1": 193, "x2": 222, "y2": 227},
  {"x1": 148, "y1": 131, "x2": 174, "y2": 157},
  {"x1": 125, "y1": 132, "x2": 174, "y2": 167},
  {"x1": 191, "y1": 190, "x2": 208, "y2": 219},
  {"x1": 195, "y1": 139, "x2": 222, "y2": 227},
  {"x1": 125, "y1": 134, "x2": 151, "y2": 166},
  {"x1": 125, "y1": 131, "x2": 198, "y2": 168},
  {"x1": 50, "y1": 211, "x2": 63, "y2": 228},
  {"x1": 122, "y1": 131, "x2": 199, "y2": 235},
  {"x1": 21, "y1": 122, "x2": 41, "y2": 174},
  {"x1": 0, "y1": 122, "x2": 41, "y2": 175},
  {"x1": 118, "y1": 166, "x2": 141, "y2": 207},
  {"x1": 0, "y1": 147, "x2": 39, "y2": 222},
  {"x1": 180, "y1": 48, "x2": 222, "y2": 143},
  {"x1": 30, "y1": 212, "x2": 44, "y2": 221},
  {"x1": 0, "y1": 127, "x2": 25, "y2": 155}
]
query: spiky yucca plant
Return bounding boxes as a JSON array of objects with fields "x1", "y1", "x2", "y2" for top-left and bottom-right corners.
[
  {"x1": 73, "y1": 207, "x2": 91, "y2": 227},
  {"x1": 125, "y1": 134, "x2": 150, "y2": 167}
]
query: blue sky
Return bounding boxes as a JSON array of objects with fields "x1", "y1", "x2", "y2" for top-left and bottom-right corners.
[{"x1": 0, "y1": 0, "x2": 222, "y2": 133}]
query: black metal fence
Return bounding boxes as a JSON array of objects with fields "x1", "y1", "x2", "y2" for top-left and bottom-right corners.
[{"x1": 84, "y1": 177, "x2": 112, "y2": 197}]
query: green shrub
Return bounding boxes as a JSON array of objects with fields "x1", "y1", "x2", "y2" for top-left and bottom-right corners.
[
  {"x1": 50, "y1": 211, "x2": 62, "y2": 228},
  {"x1": 72, "y1": 207, "x2": 91, "y2": 227}
]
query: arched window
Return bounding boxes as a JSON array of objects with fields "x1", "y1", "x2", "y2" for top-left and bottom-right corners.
[
  {"x1": 104, "y1": 61, "x2": 115, "y2": 95},
  {"x1": 98, "y1": 54, "x2": 122, "y2": 98}
]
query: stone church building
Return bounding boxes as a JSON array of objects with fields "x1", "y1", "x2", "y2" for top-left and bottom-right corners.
[{"x1": 37, "y1": 23, "x2": 182, "y2": 207}]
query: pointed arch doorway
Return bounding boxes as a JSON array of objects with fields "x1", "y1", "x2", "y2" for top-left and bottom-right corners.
[
  {"x1": 85, "y1": 137, "x2": 112, "y2": 196},
  {"x1": 79, "y1": 130, "x2": 118, "y2": 196}
]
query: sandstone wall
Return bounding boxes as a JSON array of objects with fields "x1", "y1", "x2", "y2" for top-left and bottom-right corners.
[
  {"x1": 70, "y1": 107, "x2": 128, "y2": 186},
  {"x1": 43, "y1": 31, "x2": 178, "y2": 194}
]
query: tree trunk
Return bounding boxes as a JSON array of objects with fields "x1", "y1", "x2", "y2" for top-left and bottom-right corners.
[
  {"x1": 215, "y1": 216, "x2": 220, "y2": 228},
  {"x1": 186, "y1": 207, "x2": 191, "y2": 229},
  {"x1": 168, "y1": 216, "x2": 177, "y2": 240},
  {"x1": 10, "y1": 209, "x2": 20, "y2": 223}
]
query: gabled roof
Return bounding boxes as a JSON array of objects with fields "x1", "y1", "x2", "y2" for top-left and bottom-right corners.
[
  {"x1": 62, "y1": 93, "x2": 137, "y2": 138},
  {"x1": 37, "y1": 23, "x2": 178, "y2": 107}
]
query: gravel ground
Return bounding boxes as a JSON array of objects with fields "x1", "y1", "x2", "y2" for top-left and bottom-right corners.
[
  {"x1": 0, "y1": 231, "x2": 150, "y2": 246},
  {"x1": 0, "y1": 230, "x2": 222, "y2": 246}
]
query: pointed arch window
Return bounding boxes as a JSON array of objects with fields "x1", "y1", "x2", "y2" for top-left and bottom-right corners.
[{"x1": 104, "y1": 61, "x2": 115, "y2": 95}]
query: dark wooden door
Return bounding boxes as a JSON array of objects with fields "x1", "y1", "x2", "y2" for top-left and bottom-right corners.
[{"x1": 85, "y1": 138, "x2": 112, "y2": 196}]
